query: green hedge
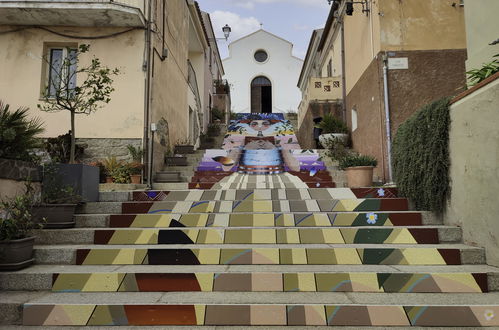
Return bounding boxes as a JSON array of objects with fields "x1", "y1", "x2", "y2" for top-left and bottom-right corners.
[{"x1": 392, "y1": 97, "x2": 451, "y2": 213}]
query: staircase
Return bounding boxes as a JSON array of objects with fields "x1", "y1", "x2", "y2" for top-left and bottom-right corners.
[{"x1": 1, "y1": 187, "x2": 499, "y2": 327}]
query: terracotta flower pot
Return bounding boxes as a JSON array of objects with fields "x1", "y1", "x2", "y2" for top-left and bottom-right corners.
[
  {"x1": 345, "y1": 166, "x2": 374, "y2": 188},
  {"x1": 130, "y1": 174, "x2": 142, "y2": 184},
  {"x1": 32, "y1": 204, "x2": 77, "y2": 229},
  {"x1": 0, "y1": 236, "x2": 35, "y2": 271},
  {"x1": 105, "y1": 176, "x2": 113, "y2": 183}
]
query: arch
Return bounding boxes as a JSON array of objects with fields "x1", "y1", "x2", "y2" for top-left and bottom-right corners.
[{"x1": 251, "y1": 75, "x2": 272, "y2": 113}]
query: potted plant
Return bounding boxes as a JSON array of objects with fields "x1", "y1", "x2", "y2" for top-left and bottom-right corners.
[
  {"x1": 207, "y1": 123, "x2": 221, "y2": 137},
  {"x1": 32, "y1": 163, "x2": 81, "y2": 229},
  {"x1": 0, "y1": 183, "x2": 40, "y2": 270},
  {"x1": 126, "y1": 145, "x2": 143, "y2": 183},
  {"x1": 339, "y1": 153, "x2": 378, "y2": 188},
  {"x1": 112, "y1": 163, "x2": 131, "y2": 184},
  {"x1": 318, "y1": 114, "x2": 349, "y2": 149},
  {"x1": 165, "y1": 145, "x2": 188, "y2": 166},
  {"x1": 174, "y1": 139, "x2": 195, "y2": 155},
  {"x1": 103, "y1": 156, "x2": 120, "y2": 183}
]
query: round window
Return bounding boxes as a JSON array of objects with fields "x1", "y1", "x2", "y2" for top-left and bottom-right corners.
[{"x1": 254, "y1": 50, "x2": 268, "y2": 63}]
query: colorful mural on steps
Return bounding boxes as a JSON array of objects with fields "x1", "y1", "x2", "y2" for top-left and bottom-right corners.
[
  {"x1": 191, "y1": 113, "x2": 331, "y2": 188},
  {"x1": 23, "y1": 304, "x2": 499, "y2": 326}
]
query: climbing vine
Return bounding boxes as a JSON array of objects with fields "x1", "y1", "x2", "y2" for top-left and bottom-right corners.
[{"x1": 392, "y1": 97, "x2": 451, "y2": 213}]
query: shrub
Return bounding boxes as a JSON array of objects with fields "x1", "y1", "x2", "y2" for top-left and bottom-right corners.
[
  {"x1": 318, "y1": 113, "x2": 348, "y2": 134},
  {"x1": 112, "y1": 164, "x2": 131, "y2": 184},
  {"x1": 0, "y1": 101, "x2": 44, "y2": 162},
  {"x1": 339, "y1": 153, "x2": 377, "y2": 170},
  {"x1": 207, "y1": 123, "x2": 221, "y2": 137},
  {"x1": 212, "y1": 107, "x2": 225, "y2": 121},
  {"x1": 0, "y1": 183, "x2": 39, "y2": 241},
  {"x1": 325, "y1": 138, "x2": 350, "y2": 161},
  {"x1": 392, "y1": 97, "x2": 450, "y2": 213},
  {"x1": 127, "y1": 145, "x2": 143, "y2": 162},
  {"x1": 45, "y1": 132, "x2": 85, "y2": 163}
]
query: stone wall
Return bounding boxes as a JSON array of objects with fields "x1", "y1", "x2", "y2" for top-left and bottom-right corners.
[
  {"x1": 0, "y1": 158, "x2": 41, "y2": 200},
  {"x1": 77, "y1": 138, "x2": 142, "y2": 163},
  {"x1": 444, "y1": 75, "x2": 499, "y2": 267}
]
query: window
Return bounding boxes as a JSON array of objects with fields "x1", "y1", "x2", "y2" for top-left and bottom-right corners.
[
  {"x1": 46, "y1": 47, "x2": 77, "y2": 98},
  {"x1": 327, "y1": 59, "x2": 333, "y2": 77},
  {"x1": 351, "y1": 107, "x2": 358, "y2": 132},
  {"x1": 254, "y1": 50, "x2": 268, "y2": 63}
]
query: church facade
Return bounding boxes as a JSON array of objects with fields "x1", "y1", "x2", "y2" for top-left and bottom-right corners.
[{"x1": 223, "y1": 29, "x2": 303, "y2": 114}]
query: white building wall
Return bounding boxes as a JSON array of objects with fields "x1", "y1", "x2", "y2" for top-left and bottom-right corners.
[{"x1": 223, "y1": 30, "x2": 303, "y2": 113}]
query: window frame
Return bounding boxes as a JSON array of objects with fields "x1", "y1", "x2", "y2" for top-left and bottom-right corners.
[{"x1": 41, "y1": 43, "x2": 78, "y2": 99}]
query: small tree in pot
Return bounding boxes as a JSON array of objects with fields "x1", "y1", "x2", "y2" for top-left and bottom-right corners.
[
  {"x1": 339, "y1": 153, "x2": 377, "y2": 188},
  {"x1": 127, "y1": 145, "x2": 144, "y2": 184},
  {"x1": 0, "y1": 183, "x2": 40, "y2": 270}
]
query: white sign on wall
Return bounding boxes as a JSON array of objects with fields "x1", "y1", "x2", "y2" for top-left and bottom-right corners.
[{"x1": 388, "y1": 57, "x2": 409, "y2": 70}]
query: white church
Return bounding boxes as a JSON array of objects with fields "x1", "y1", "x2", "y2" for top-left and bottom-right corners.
[{"x1": 223, "y1": 29, "x2": 304, "y2": 114}]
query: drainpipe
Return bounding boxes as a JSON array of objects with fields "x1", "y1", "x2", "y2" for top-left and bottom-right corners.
[
  {"x1": 382, "y1": 53, "x2": 393, "y2": 182},
  {"x1": 143, "y1": 0, "x2": 153, "y2": 189},
  {"x1": 340, "y1": 20, "x2": 347, "y2": 122}
]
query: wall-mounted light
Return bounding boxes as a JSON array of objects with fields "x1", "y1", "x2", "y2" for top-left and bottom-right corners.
[
  {"x1": 222, "y1": 24, "x2": 232, "y2": 41},
  {"x1": 345, "y1": 0, "x2": 370, "y2": 16}
]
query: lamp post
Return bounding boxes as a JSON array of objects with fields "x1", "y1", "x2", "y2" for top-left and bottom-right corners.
[{"x1": 209, "y1": 24, "x2": 232, "y2": 42}]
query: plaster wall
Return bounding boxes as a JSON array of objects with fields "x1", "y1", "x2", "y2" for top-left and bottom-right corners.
[
  {"x1": 344, "y1": 0, "x2": 465, "y2": 94},
  {"x1": 223, "y1": 30, "x2": 303, "y2": 113},
  {"x1": 0, "y1": 26, "x2": 145, "y2": 139},
  {"x1": 445, "y1": 78, "x2": 499, "y2": 267},
  {"x1": 463, "y1": 0, "x2": 499, "y2": 71}
]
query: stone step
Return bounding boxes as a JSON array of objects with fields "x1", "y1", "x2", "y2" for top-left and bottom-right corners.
[
  {"x1": 2, "y1": 264, "x2": 497, "y2": 291},
  {"x1": 151, "y1": 183, "x2": 189, "y2": 190},
  {"x1": 33, "y1": 226, "x2": 461, "y2": 245},
  {"x1": 33, "y1": 244, "x2": 485, "y2": 265},
  {"x1": 99, "y1": 187, "x2": 398, "y2": 202},
  {"x1": 154, "y1": 172, "x2": 186, "y2": 183},
  {"x1": 74, "y1": 211, "x2": 441, "y2": 228},
  {"x1": 4, "y1": 291, "x2": 499, "y2": 326},
  {"x1": 1, "y1": 268, "x2": 494, "y2": 293},
  {"x1": 78, "y1": 198, "x2": 410, "y2": 215}
]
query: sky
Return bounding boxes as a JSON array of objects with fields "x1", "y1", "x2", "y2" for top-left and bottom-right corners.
[{"x1": 196, "y1": 0, "x2": 332, "y2": 60}]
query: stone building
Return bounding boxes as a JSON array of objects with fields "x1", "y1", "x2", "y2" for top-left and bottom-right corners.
[
  {"x1": 297, "y1": 0, "x2": 467, "y2": 182},
  {"x1": 0, "y1": 0, "x2": 227, "y2": 180},
  {"x1": 223, "y1": 29, "x2": 303, "y2": 114}
]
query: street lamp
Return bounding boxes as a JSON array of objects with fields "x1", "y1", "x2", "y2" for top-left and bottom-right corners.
[{"x1": 222, "y1": 24, "x2": 232, "y2": 41}]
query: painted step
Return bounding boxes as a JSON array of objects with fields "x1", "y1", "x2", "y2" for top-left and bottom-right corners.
[
  {"x1": 33, "y1": 244, "x2": 484, "y2": 265},
  {"x1": 34, "y1": 227, "x2": 460, "y2": 245},
  {"x1": 48, "y1": 272, "x2": 489, "y2": 293},
  {"x1": 8, "y1": 292, "x2": 499, "y2": 327},
  {"x1": 79, "y1": 198, "x2": 410, "y2": 215},
  {"x1": 75, "y1": 211, "x2": 442, "y2": 228},
  {"x1": 2, "y1": 264, "x2": 498, "y2": 291},
  {"x1": 124, "y1": 187, "x2": 398, "y2": 202}
]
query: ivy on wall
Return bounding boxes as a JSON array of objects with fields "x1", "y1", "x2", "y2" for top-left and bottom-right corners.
[{"x1": 392, "y1": 97, "x2": 451, "y2": 213}]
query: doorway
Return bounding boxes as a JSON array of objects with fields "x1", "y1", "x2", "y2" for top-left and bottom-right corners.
[{"x1": 251, "y1": 76, "x2": 272, "y2": 113}]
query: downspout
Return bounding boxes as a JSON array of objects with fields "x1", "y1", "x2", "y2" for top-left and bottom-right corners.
[
  {"x1": 382, "y1": 53, "x2": 393, "y2": 182},
  {"x1": 143, "y1": 0, "x2": 153, "y2": 189},
  {"x1": 340, "y1": 19, "x2": 347, "y2": 122}
]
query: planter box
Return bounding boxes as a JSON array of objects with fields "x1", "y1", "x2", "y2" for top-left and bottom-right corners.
[
  {"x1": 0, "y1": 236, "x2": 35, "y2": 271},
  {"x1": 319, "y1": 133, "x2": 348, "y2": 149},
  {"x1": 345, "y1": 166, "x2": 374, "y2": 188},
  {"x1": 174, "y1": 145, "x2": 195, "y2": 154},
  {"x1": 165, "y1": 156, "x2": 188, "y2": 166},
  {"x1": 44, "y1": 164, "x2": 99, "y2": 202},
  {"x1": 32, "y1": 204, "x2": 77, "y2": 229}
]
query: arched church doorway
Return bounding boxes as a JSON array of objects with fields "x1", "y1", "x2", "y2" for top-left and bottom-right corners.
[{"x1": 251, "y1": 76, "x2": 272, "y2": 113}]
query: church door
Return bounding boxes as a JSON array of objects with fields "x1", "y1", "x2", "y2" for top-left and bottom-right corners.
[{"x1": 251, "y1": 76, "x2": 272, "y2": 113}]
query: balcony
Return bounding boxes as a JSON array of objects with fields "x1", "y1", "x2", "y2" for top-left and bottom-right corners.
[
  {"x1": 308, "y1": 76, "x2": 342, "y2": 101},
  {"x1": 0, "y1": 0, "x2": 148, "y2": 27}
]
